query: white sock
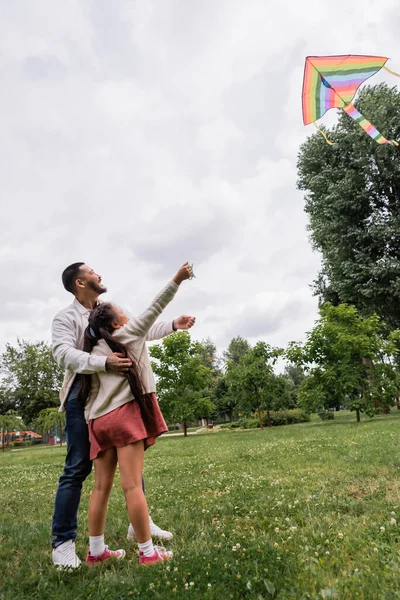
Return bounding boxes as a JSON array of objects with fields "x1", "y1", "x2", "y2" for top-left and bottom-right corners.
[
  {"x1": 89, "y1": 534, "x2": 105, "y2": 557},
  {"x1": 138, "y1": 539, "x2": 154, "y2": 557}
]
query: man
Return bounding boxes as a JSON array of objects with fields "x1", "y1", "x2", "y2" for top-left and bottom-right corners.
[{"x1": 51, "y1": 262, "x2": 195, "y2": 568}]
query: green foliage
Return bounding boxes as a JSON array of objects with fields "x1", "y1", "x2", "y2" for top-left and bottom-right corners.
[
  {"x1": 220, "y1": 409, "x2": 310, "y2": 429},
  {"x1": 226, "y1": 341, "x2": 286, "y2": 427},
  {"x1": 0, "y1": 410, "x2": 25, "y2": 452},
  {"x1": 150, "y1": 331, "x2": 214, "y2": 435},
  {"x1": 223, "y1": 336, "x2": 251, "y2": 366},
  {"x1": 297, "y1": 84, "x2": 400, "y2": 330},
  {"x1": 35, "y1": 407, "x2": 66, "y2": 446},
  {"x1": 287, "y1": 303, "x2": 400, "y2": 419},
  {"x1": 0, "y1": 340, "x2": 63, "y2": 425}
]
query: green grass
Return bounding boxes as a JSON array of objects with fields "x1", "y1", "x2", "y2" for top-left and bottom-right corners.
[{"x1": 2, "y1": 411, "x2": 400, "y2": 599}]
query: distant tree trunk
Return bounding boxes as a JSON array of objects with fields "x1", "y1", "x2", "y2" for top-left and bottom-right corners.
[
  {"x1": 1, "y1": 430, "x2": 4, "y2": 453},
  {"x1": 356, "y1": 408, "x2": 361, "y2": 423},
  {"x1": 266, "y1": 409, "x2": 272, "y2": 428},
  {"x1": 59, "y1": 421, "x2": 63, "y2": 447},
  {"x1": 397, "y1": 397, "x2": 400, "y2": 410},
  {"x1": 258, "y1": 406, "x2": 264, "y2": 430},
  {"x1": 183, "y1": 421, "x2": 188, "y2": 437}
]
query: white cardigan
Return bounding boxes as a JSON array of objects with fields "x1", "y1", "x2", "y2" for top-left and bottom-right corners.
[{"x1": 84, "y1": 280, "x2": 178, "y2": 422}]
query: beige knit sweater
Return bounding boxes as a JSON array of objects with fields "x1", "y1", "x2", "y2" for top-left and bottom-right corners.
[{"x1": 84, "y1": 280, "x2": 179, "y2": 422}]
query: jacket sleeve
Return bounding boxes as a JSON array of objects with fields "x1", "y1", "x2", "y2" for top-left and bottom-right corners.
[
  {"x1": 124, "y1": 281, "x2": 179, "y2": 339},
  {"x1": 146, "y1": 321, "x2": 174, "y2": 341},
  {"x1": 52, "y1": 315, "x2": 107, "y2": 374}
]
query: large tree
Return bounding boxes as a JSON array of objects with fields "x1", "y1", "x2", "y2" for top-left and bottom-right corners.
[
  {"x1": 286, "y1": 303, "x2": 400, "y2": 421},
  {"x1": 150, "y1": 332, "x2": 214, "y2": 436},
  {"x1": 226, "y1": 342, "x2": 283, "y2": 428},
  {"x1": 0, "y1": 340, "x2": 64, "y2": 425},
  {"x1": 297, "y1": 84, "x2": 400, "y2": 330}
]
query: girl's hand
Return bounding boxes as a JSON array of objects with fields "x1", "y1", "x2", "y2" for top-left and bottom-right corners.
[
  {"x1": 173, "y1": 315, "x2": 196, "y2": 330},
  {"x1": 173, "y1": 262, "x2": 193, "y2": 285}
]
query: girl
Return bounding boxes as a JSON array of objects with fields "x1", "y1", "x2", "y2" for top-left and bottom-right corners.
[{"x1": 80, "y1": 263, "x2": 194, "y2": 566}]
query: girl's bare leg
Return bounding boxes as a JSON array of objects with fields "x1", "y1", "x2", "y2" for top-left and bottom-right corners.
[
  {"x1": 88, "y1": 448, "x2": 117, "y2": 536},
  {"x1": 117, "y1": 441, "x2": 150, "y2": 543}
]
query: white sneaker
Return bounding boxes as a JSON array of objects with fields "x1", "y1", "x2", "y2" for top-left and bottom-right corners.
[
  {"x1": 127, "y1": 516, "x2": 173, "y2": 542},
  {"x1": 52, "y1": 539, "x2": 82, "y2": 569}
]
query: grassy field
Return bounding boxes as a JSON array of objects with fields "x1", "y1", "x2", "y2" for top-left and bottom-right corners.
[{"x1": 2, "y1": 412, "x2": 400, "y2": 599}]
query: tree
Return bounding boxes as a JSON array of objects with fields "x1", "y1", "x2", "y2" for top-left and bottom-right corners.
[
  {"x1": 0, "y1": 340, "x2": 64, "y2": 425},
  {"x1": 223, "y1": 336, "x2": 251, "y2": 367},
  {"x1": 297, "y1": 84, "x2": 400, "y2": 331},
  {"x1": 283, "y1": 363, "x2": 306, "y2": 407},
  {"x1": 0, "y1": 410, "x2": 24, "y2": 453},
  {"x1": 286, "y1": 303, "x2": 400, "y2": 421},
  {"x1": 226, "y1": 342, "x2": 282, "y2": 428},
  {"x1": 150, "y1": 332, "x2": 214, "y2": 436},
  {"x1": 0, "y1": 385, "x2": 15, "y2": 415},
  {"x1": 36, "y1": 407, "x2": 66, "y2": 446}
]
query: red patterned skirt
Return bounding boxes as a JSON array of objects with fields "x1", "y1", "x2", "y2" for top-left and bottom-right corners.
[{"x1": 88, "y1": 393, "x2": 168, "y2": 460}]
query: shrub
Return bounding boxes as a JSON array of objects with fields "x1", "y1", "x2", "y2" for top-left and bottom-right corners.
[
  {"x1": 264, "y1": 409, "x2": 310, "y2": 427},
  {"x1": 318, "y1": 410, "x2": 334, "y2": 421}
]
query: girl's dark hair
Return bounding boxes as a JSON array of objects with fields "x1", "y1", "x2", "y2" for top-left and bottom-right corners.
[{"x1": 80, "y1": 303, "x2": 153, "y2": 427}]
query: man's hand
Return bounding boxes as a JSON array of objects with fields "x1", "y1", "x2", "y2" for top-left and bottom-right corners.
[
  {"x1": 173, "y1": 262, "x2": 193, "y2": 285},
  {"x1": 106, "y1": 352, "x2": 132, "y2": 373},
  {"x1": 173, "y1": 315, "x2": 196, "y2": 330}
]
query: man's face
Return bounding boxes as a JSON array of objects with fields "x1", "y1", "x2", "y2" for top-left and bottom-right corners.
[{"x1": 77, "y1": 265, "x2": 107, "y2": 295}]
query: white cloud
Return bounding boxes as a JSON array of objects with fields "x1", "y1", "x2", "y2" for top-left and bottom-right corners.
[{"x1": 0, "y1": 0, "x2": 398, "y2": 356}]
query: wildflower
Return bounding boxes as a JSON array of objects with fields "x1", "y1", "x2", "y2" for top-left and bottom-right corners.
[
  {"x1": 232, "y1": 546, "x2": 237, "y2": 551},
  {"x1": 380, "y1": 526, "x2": 385, "y2": 532},
  {"x1": 190, "y1": 582, "x2": 194, "y2": 587},
  {"x1": 208, "y1": 583, "x2": 212, "y2": 588},
  {"x1": 274, "y1": 527, "x2": 280, "y2": 533},
  {"x1": 185, "y1": 583, "x2": 189, "y2": 589},
  {"x1": 373, "y1": 547, "x2": 379, "y2": 552},
  {"x1": 325, "y1": 551, "x2": 330, "y2": 555},
  {"x1": 338, "y1": 532, "x2": 344, "y2": 539},
  {"x1": 391, "y1": 518, "x2": 397, "y2": 525}
]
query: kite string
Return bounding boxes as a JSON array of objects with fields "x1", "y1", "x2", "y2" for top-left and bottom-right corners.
[
  {"x1": 313, "y1": 122, "x2": 335, "y2": 145},
  {"x1": 383, "y1": 65, "x2": 400, "y2": 78}
]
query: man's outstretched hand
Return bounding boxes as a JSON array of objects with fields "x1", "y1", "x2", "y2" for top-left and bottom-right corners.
[
  {"x1": 173, "y1": 315, "x2": 196, "y2": 330},
  {"x1": 106, "y1": 352, "x2": 132, "y2": 373}
]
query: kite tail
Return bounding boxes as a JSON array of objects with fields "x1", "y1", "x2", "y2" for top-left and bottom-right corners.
[
  {"x1": 313, "y1": 122, "x2": 335, "y2": 145},
  {"x1": 383, "y1": 65, "x2": 400, "y2": 78},
  {"x1": 342, "y1": 103, "x2": 399, "y2": 147}
]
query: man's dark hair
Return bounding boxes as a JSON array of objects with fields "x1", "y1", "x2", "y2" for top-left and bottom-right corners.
[{"x1": 62, "y1": 262, "x2": 85, "y2": 294}]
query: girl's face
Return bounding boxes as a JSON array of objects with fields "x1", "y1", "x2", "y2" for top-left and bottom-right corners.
[{"x1": 111, "y1": 305, "x2": 129, "y2": 328}]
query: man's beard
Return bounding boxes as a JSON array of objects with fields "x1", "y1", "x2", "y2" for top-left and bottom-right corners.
[{"x1": 87, "y1": 280, "x2": 107, "y2": 295}]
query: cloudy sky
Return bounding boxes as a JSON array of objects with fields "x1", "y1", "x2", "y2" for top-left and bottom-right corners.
[{"x1": 0, "y1": 0, "x2": 398, "y2": 357}]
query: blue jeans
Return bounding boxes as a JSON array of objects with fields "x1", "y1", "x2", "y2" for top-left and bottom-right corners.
[
  {"x1": 52, "y1": 377, "x2": 146, "y2": 547},
  {"x1": 52, "y1": 378, "x2": 92, "y2": 547}
]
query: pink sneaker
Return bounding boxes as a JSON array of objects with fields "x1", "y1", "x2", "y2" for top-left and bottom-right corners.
[
  {"x1": 139, "y1": 546, "x2": 173, "y2": 566},
  {"x1": 86, "y1": 545, "x2": 126, "y2": 565}
]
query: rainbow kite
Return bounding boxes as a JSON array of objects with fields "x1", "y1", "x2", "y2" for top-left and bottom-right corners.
[{"x1": 302, "y1": 54, "x2": 400, "y2": 146}]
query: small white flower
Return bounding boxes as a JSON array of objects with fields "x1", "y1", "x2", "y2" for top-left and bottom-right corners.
[
  {"x1": 325, "y1": 551, "x2": 330, "y2": 555},
  {"x1": 338, "y1": 532, "x2": 344, "y2": 539},
  {"x1": 391, "y1": 518, "x2": 397, "y2": 525},
  {"x1": 374, "y1": 547, "x2": 379, "y2": 552},
  {"x1": 190, "y1": 582, "x2": 194, "y2": 587},
  {"x1": 380, "y1": 526, "x2": 385, "y2": 532},
  {"x1": 274, "y1": 542, "x2": 279, "y2": 548},
  {"x1": 208, "y1": 583, "x2": 212, "y2": 588},
  {"x1": 274, "y1": 527, "x2": 280, "y2": 533}
]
